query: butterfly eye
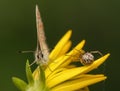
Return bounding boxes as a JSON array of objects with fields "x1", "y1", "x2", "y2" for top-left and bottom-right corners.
[
  {"x1": 36, "y1": 51, "x2": 43, "y2": 59},
  {"x1": 41, "y1": 53, "x2": 44, "y2": 58},
  {"x1": 37, "y1": 54, "x2": 40, "y2": 59}
]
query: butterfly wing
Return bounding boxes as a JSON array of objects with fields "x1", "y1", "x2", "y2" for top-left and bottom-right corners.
[{"x1": 35, "y1": 5, "x2": 49, "y2": 64}]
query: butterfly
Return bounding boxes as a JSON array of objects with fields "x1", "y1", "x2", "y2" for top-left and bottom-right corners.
[
  {"x1": 19, "y1": 5, "x2": 50, "y2": 67},
  {"x1": 19, "y1": 5, "x2": 50, "y2": 66},
  {"x1": 31, "y1": 5, "x2": 50, "y2": 66}
]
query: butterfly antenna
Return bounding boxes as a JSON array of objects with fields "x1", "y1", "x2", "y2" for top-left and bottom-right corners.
[{"x1": 18, "y1": 50, "x2": 34, "y2": 53}]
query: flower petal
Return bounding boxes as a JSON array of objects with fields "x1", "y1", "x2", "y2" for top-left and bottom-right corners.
[
  {"x1": 57, "y1": 40, "x2": 72, "y2": 57},
  {"x1": 45, "y1": 40, "x2": 86, "y2": 77},
  {"x1": 45, "y1": 55, "x2": 70, "y2": 78},
  {"x1": 51, "y1": 74, "x2": 106, "y2": 91},
  {"x1": 49, "y1": 30, "x2": 72, "y2": 61},
  {"x1": 67, "y1": 40, "x2": 85, "y2": 56},
  {"x1": 46, "y1": 68, "x2": 67, "y2": 83},
  {"x1": 58, "y1": 40, "x2": 86, "y2": 68},
  {"x1": 46, "y1": 53, "x2": 109, "y2": 88}
]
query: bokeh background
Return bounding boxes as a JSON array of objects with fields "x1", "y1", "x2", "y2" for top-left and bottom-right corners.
[{"x1": 0, "y1": 0, "x2": 119, "y2": 91}]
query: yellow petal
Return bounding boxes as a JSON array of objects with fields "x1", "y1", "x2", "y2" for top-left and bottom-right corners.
[
  {"x1": 46, "y1": 53, "x2": 109, "y2": 88},
  {"x1": 86, "y1": 53, "x2": 110, "y2": 70},
  {"x1": 33, "y1": 40, "x2": 85, "y2": 80},
  {"x1": 59, "y1": 40, "x2": 86, "y2": 68},
  {"x1": 45, "y1": 55, "x2": 70, "y2": 78},
  {"x1": 51, "y1": 75, "x2": 106, "y2": 91},
  {"x1": 46, "y1": 67, "x2": 82, "y2": 88},
  {"x1": 49, "y1": 30, "x2": 72, "y2": 61},
  {"x1": 67, "y1": 40, "x2": 85, "y2": 55},
  {"x1": 45, "y1": 40, "x2": 86, "y2": 77},
  {"x1": 46, "y1": 68, "x2": 67, "y2": 83},
  {"x1": 71, "y1": 74, "x2": 105, "y2": 80},
  {"x1": 57, "y1": 40, "x2": 72, "y2": 57}
]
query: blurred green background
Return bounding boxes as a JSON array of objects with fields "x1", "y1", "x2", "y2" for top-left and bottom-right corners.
[{"x1": 0, "y1": 0, "x2": 119, "y2": 91}]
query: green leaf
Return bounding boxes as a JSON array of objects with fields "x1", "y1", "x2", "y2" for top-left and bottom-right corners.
[
  {"x1": 39, "y1": 66, "x2": 45, "y2": 84},
  {"x1": 12, "y1": 77, "x2": 27, "y2": 91},
  {"x1": 39, "y1": 65, "x2": 46, "y2": 90},
  {"x1": 26, "y1": 60, "x2": 34, "y2": 84}
]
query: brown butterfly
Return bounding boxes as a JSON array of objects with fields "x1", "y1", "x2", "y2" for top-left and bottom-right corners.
[
  {"x1": 20, "y1": 5, "x2": 49, "y2": 66},
  {"x1": 33, "y1": 5, "x2": 49, "y2": 65}
]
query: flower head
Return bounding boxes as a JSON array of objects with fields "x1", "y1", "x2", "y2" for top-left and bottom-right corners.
[
  {"x1": 12, "y1": 30, "x2": 110, "y2": 91},
  {"x1": 12, "y1": 5, "x2": 110, "y2": 91}
]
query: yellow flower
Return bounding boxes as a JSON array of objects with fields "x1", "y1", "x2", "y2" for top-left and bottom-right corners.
[
  {"x1": 12, "y1": 5, "x2": 110, "y2": 91},
  {"x1": 12, "y1": 30, "x2": 110, "y2": 91},
  {"x1": 32, "y1": 30, "x2": 110, "y2": 91}
]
